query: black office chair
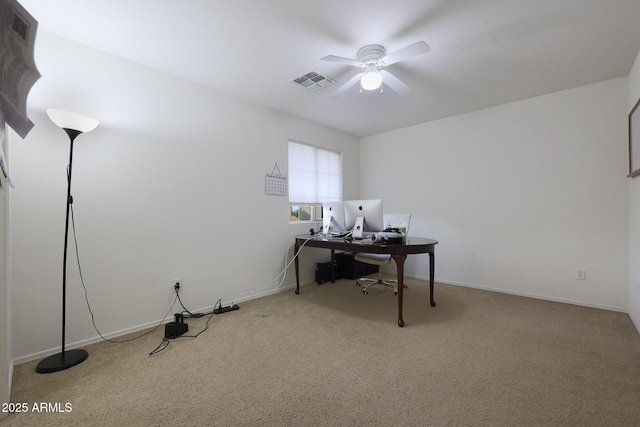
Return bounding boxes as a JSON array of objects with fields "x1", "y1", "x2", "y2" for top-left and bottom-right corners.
[{"x1": 355, "y1": 214, "x2": 411, "y2": 295}]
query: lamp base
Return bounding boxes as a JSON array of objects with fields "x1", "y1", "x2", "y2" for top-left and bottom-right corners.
[{"x1": 35, "y1": 349, "x2": 88, "y2": 374}]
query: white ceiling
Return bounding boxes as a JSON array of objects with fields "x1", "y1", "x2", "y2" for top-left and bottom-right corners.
[{"x1": 18, "y1": 0, "x2": 640, "y2": 137}]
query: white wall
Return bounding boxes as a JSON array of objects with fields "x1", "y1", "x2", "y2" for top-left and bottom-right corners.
[
  {"x1": 361, "y1": 78, "x2": 629, "y2": 311},
  {"x1": 628, "y1": 51, "x2": 640, "y2": 331},
  {"x1": 9, "y1": 32, "x2": 359, "y2": 362}
]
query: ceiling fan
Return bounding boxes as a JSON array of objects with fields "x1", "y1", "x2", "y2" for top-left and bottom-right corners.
[{"x1": 321, "y1": 41, "x2": 430, "y2": 98}]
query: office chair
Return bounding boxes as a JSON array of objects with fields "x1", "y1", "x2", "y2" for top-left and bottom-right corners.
[{"x1": 355, "y1": 214, "x2": 411, "y2": 295}]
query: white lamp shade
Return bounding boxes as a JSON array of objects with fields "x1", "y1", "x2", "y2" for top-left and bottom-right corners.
[
  {"x1": 360, "y1": 71, "x2": 382, "y2": 91},
  {"x1": 47, "y1": 109, "x2": 99, "y2": 133}
]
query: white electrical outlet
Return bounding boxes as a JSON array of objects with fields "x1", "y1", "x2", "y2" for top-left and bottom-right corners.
[
  {"x1": 174, "y1": 279, "x2": 182, "y2": 291},
  {"x1": 576, "y1": 269, "x2": 585, "y2": 280}
]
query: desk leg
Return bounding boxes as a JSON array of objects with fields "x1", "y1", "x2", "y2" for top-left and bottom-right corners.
[
  {"x1": 392, "y1": 254, "x2": 407, "y2": 327},
  {"x1": 294, "y1": 241, "x2": 300, "y2": 294},
  {"x1": 331, "y1": 249, "x2": 335, "y2": 283},
  {"x1": 429, "y1": 251, "x2": 436, "y2": 307}
]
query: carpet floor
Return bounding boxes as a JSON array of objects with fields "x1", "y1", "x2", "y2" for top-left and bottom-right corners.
[{"x1": 4, "y1": 278, "x2": 640, "y2": 426}]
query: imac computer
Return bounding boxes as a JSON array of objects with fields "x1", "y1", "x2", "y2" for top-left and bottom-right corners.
[
  {"x1": 321, "y1": 201, "x2": 346, "y2": 235},
  {"x1": 344, "y1": 199, "x2": 384, "y2": 239}
]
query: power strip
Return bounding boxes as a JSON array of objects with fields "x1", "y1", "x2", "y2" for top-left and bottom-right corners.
[{"x1": 214, "y1": 304, "x2": 239, "y2": 314}]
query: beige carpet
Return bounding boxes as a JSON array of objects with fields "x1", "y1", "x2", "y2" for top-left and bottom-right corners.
[{"x1": 4, "y1": 278, "x2": 640, "y2": 426}]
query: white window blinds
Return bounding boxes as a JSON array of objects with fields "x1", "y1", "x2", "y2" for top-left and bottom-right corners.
[{"x1": 288, "y1": 140, "x2": 341, "y2": 204}]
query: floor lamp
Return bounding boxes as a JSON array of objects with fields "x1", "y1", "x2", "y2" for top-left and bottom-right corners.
[{"x1": 36, "y1": 109, "x2": 99, "y2": 374}]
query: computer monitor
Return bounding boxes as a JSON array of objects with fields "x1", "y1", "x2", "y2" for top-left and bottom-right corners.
[
  {"x1": 321, "y1": 201, "x2": 345, "y2": 234},
  {"x1": 344, "y1": 199, "x2": 384, "y2": 238}
]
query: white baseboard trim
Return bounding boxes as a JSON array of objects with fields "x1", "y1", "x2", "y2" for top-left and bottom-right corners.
[
  {"x1": 13, "y1": 316, "x2": 174, "y2": 366},
  {"x1": 629, "y1": 310, "x2": 640, "y2": 335},
  {"x1": 230, "y1": 282, "x2": 299, "y2": 305},
  {"x1": 405, "y1": 273, "x2": 628, "y2": 313}
]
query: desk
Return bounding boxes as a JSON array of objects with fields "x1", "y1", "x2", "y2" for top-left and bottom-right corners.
[{"x1": 294, "y1": 235, "x2": 438, "y2": 327}]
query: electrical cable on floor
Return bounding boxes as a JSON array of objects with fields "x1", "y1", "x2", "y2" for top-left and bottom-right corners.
[
  {"x1": 149, "y1": 297, "x2": 222, "y2": 356},
  {"x1": 176, "y1": 296, "x2": 220, "y2": 338},
  {"x1": 177, "y1": 291, "x2": 204, "y2": 319}
]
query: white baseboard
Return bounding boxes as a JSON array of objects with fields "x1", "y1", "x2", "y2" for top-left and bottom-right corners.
[
  {"x1": 12, "y1": 317, "x2": 170, "y2": 366},
  {"x1": 629, "y1": 310, "x2": 640, "y2": 335},
  {"x1": 405, "y1": 273, "x2": 627, "y2": 313}
]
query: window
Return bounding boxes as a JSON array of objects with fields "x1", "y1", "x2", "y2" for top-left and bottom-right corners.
[{"x1": 288, "y1": 140, "x2": 341, "y2": 223}]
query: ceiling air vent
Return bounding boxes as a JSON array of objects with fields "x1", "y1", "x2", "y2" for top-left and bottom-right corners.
[{"x1": 290, "y1": 71, "x2": 335, "y2": 92}]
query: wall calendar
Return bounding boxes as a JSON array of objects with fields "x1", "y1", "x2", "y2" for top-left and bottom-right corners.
[{"x1": 265, "y1": 163, "x2": 287, "y2": 196}]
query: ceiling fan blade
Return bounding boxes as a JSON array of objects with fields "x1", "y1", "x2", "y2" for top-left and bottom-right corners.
[
  {"x1": 380, "y1": 70, "x2": 411, "y2": 96},
  {"x1": 381, "y1": 41, "x2": 430, "y2": 66},
  {"x1": 321, "y1": 55, "x2": 363, "y2": 68},
  {"x1": 330, "y1": 72, "x2": 364, "y2": 98}
]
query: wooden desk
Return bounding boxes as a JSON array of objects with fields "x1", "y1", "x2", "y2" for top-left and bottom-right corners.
[{"x1": 294, "y1": 235, "x2": 438, "y2": 327}]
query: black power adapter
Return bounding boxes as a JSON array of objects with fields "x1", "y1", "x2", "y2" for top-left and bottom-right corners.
[{"x1": 164, "y1": 313, "x2": 188, "y2": 339}]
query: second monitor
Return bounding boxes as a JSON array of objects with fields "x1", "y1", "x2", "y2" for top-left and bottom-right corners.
[
  {"x1": 344, "y1": 199, "x2": 384, "y2": 239},
  {"x1": 322, "y1": 201, "x2": 346, "y2": 234}
]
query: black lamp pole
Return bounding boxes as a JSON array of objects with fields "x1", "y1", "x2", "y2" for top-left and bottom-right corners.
[{"x1": 36, "y1": 127, "x2": 89, "y2": 374}]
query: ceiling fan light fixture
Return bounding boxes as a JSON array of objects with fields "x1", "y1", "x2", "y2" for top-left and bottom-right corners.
[{"x1": 360, "y1": 65, "x2": 382, "y2": 91}]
